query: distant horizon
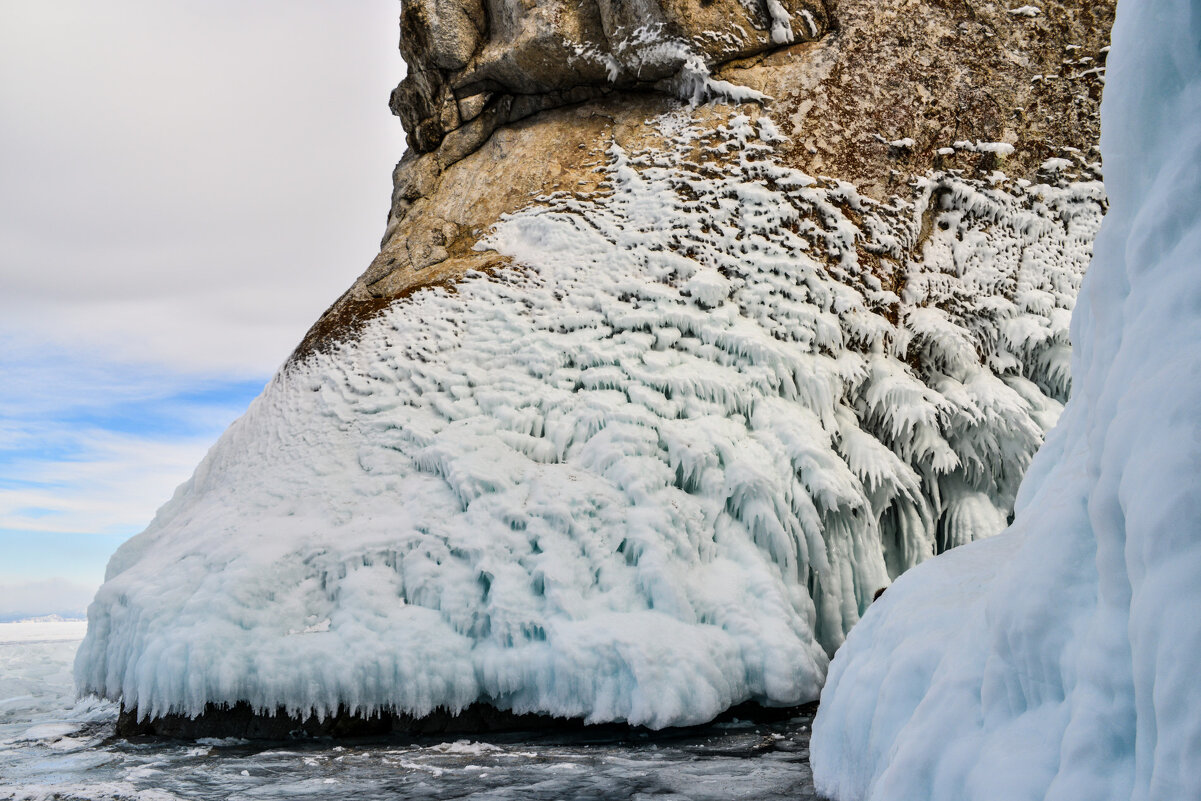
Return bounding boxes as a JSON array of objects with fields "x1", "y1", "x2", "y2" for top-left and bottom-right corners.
[
  {"x1": 0, "y1": 576, "x2": 102, "y2": 622},
  {"x1": 0, "y1": 611, "x2": 88, "y2": 625}
]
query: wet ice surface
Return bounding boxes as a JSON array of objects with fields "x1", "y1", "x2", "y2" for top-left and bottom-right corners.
[{"x1": 1, "y1": 624, "x2": 822, "y2": 800}]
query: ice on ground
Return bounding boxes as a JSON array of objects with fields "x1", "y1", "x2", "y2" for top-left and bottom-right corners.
[
  {"x1": 812, "y1": 1, "x2": 1201, "y2": 799},
  {"x1": 76, "y1": 105, "x2": 1102, "y2": 728},
  {"x1": 1, "y1": 621, "x2": 96, "y2": 733}
]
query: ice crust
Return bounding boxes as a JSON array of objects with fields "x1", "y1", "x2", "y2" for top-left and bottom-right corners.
[
  {"x1": 811, "y1": 2, "x2": 1201, "y2": 799},
  {"x1": 76, "y1": 109, "x2": 1102, "y2": 727}
]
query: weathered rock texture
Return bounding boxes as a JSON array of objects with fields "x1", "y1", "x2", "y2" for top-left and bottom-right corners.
[
  {"x1": 392, "y1": 0, "x2": 833, "y2": 153},
  {"x1": 297, "y1": 0, "x2": 1111, "y2": 359}
]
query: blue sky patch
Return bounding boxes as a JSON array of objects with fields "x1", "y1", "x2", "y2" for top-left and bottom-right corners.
[{"x1": 0, "y1": 336, "x2": 265, "y2": 587}]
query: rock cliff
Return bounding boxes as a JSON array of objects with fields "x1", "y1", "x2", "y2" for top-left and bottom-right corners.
[
  {"x1": 79, "y1": 0, "x2": 1114, "y2": 737},
  {"x1": 392, "y1": 0, "x2": 832, "y2": 153},
  {"x1": 299, "y1": 0, "x2": 1109, "y2": 348}
]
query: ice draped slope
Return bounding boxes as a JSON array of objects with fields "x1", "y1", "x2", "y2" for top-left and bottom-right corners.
[
  {"x1": 74, "y1": 108, "x2": 1102, "y2": 727},
  {"x1": 811, "y1": 1, "x2": 1201, "y2": 799},
  {"x1": 75, "y1": 0, "x2": 1112, "y2": 728}
]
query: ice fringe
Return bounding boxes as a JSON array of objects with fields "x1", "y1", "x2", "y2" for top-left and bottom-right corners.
[
  {"x1": 811, "y1": 1, "x2": 1201, "y2": 799},
  {"x1": 75, "y1": 109, "x2": 1102, "y2": 728}
]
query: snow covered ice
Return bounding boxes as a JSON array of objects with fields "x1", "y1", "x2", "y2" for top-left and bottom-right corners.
[
  {"x1": 811, "y1": 1, "x2": 1201, "y2": 799},
  {"x1": 75, "y1": 102, "x2": 1104, "y2": 729}
]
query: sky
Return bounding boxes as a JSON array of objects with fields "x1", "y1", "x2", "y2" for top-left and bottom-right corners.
[{"x1": 0, "y1": 0, "x2": 406, "y2": 619}]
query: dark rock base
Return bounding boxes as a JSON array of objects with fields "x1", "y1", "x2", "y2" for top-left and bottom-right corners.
[{"x1": 116, "y1": 700, "x2": 816, "y2": 741}]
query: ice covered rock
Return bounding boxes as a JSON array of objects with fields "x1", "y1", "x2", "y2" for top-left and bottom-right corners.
[
  {"x1": 77, "y1": 0, "x2": 1114, "y2": 734},
  {"x1": 811, "y1": 1, "x2": 1201, "y2": 799},
  {"x1": 392, "y1": 0, "x2": 832, "y2": 153},
  {"x1": 358, "y1": 0, "x2": 1112, "y2": 302}
]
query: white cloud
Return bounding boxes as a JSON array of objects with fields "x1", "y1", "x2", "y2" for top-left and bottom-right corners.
[
  {"x1": 1, "y1": 427, "x2": 217, "y2": 537},
  {"x1": 1, "y1": 337, "x2": 260, "y2": 537},
  {"x1": 0, "y1": 0, "x2": 407, "y2": 375}
]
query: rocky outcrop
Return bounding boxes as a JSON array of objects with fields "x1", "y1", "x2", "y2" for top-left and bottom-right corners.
[
  {"x1": 116, "y1": 700, "x2": 812, "y2": 740},
  {"x1": 295, "y1": 0, "x2": 1111, "y2": 358},
  {"x1": 80, "y1": 0, "x2": 1115, "y2": 741},
  {"x1": 392, "y1": 0, "x2": 833, "y2": 153}
]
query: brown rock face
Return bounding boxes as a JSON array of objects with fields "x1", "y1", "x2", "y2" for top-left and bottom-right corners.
[
  {"x1": 295, "y1": 0, "x2": 1112, "y2": 361},
  {"x1": 393, "y1": 0, "x2": 834, "y2": 153}
]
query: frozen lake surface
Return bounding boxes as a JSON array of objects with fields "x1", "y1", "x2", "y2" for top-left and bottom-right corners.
[{"x1": 1, "y1": 621, "x2": 822, "y2": 800}]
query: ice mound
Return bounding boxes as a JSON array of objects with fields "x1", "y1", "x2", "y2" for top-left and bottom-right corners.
[
  {"x1": 811, "y1": 1, "x2": 1201, "y2": 799},
  {"x1": 76, "y1": 110, "x2": 1102, "y2": 728}
]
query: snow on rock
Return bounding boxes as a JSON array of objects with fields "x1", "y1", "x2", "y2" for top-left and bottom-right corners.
[
  {"x1": 975, "y1": 141, "x2": 1016, "y2": 156},
  {"x1": 812, "y1": 1, "x2": 1201, "y2": 799},
  {"x1": 75, "y1": 110, "x2": 1102, "y2": 728},
  {"x1": 1040, "y1": 157, "x2": 1076, "y2": 173}
]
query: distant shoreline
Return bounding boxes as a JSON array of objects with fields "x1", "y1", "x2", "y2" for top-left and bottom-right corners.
[
  {"x1": 0, "y1": 613, "x2": 87, "y2": 624},
  {"x1": 0, "y1": 617, "x2": 88, "y2": 644}
]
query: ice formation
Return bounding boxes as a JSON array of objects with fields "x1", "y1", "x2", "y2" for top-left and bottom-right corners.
[
  {"x1": 76, "y1": 109, "x2": 1102, "y2": 727},
  {"x1": 811, "y1": 1, "x2": 1201, "y2": 799}
]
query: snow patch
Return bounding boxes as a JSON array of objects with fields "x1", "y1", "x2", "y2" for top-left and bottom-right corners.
[
  {"x1": 764, "y1": 0, "x2": 793, "y2": 45},
  {"x1": 1040, "y1": 157, "x2": 1075, "y2": 173}
]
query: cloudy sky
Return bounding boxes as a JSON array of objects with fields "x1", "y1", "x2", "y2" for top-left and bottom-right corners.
[{"x1": 0, "y1": 0, "x2": 406, "y2": 619}]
